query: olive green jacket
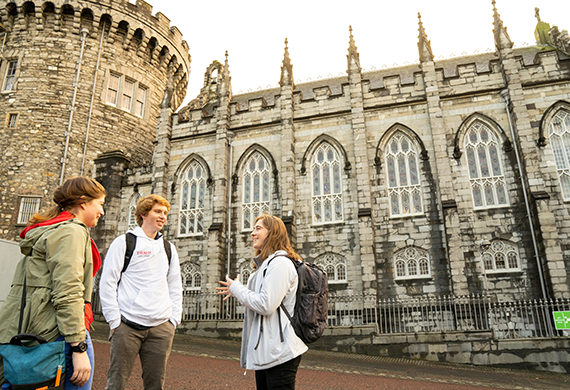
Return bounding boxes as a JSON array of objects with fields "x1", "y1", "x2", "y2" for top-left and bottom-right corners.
[{"x1": 0, "y1": 219, "x2": 93, "y2": 345}]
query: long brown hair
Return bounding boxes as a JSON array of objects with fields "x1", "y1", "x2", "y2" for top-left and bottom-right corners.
[
  {"x1": 254, "y1": 214, "x2": 302, "y2": 262},
  {"x1": 28, "y1": 177, "x2": 106, "y2": 225}
]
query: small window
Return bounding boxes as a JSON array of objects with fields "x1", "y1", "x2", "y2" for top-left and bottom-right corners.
[
  {"x1": 240, "y1": 262, "x2": 254, "y2": 286},
  {"x1": 393, "y1": 247, "x2": 431, "y2": 280},
  {"x1": 135, "y1": 86, "x2": 146, "y2": 117},
  {"x1": 481, "y1": 240, "x2": 521, "y2": 274},
  {"x1": 3, "y1": 60, "x2": 18, "y2": 92},
  {"x1": 121, "y1": 79, "x2": 134, "y2": 111},
  {"x1": 106, "y1": 74, "x2": 120, "y2": 105},
  {"x1": 315, "y1": 253, "x2": 347, "y2": 284},
  {"x1": 7, "y1": 113, "x2": 17, "y2": 128},
  {"x1": 17, "y1": 197, "x2": 41, "y2": 224},
  {"x1": 181, "y1": 262, "x2": 202, "y2": 291}
]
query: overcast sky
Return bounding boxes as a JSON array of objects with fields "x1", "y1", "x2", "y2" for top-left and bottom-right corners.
[{"x1": 143, "y1": 0, "x2": 570, "y2": 107}]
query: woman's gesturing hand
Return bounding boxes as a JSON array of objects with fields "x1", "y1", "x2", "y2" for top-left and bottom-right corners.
[{"x1": 216, "y1": 274, "x2": 241, "y2": 301}]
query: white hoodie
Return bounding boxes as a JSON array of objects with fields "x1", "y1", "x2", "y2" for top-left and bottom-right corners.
[{"x1": 99, "y1": 227, "x2": 182, "y2": 330}]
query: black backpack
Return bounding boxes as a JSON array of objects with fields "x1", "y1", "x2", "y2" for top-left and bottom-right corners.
[
  {"x1": 122, "y1": 232, "x2": 172, "y2": 274},
  {"x1": 270, "y1": 258, "x2": 329, "y2": 344}
]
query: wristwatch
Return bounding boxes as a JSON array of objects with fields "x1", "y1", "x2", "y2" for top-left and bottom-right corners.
[{"x1": 71, "y1": 340, "x2": 88, "y2": 353}]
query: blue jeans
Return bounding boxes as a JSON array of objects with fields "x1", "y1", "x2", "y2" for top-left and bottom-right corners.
[{"x1": 56, "y1": 330, "x2": 94, "y2": 390}]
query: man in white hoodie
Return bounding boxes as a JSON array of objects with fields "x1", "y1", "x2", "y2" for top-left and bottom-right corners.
[{"x1": 99, "y1": 194, "x2": 182, "y2": 390}]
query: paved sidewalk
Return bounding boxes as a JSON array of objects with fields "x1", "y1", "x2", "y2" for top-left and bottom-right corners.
[{"x1": 89, "y1": 321, "x2": 570, "y2": 389}]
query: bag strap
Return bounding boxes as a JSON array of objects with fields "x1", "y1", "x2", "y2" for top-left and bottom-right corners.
[
  {"x1": 123, "y1": 232, "x2": 172, "y2": 274},
  {"x1": 18, "y1": 267, "x2": 27, "y2": 335}
]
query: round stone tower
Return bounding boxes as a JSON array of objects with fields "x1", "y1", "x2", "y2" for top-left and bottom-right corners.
[{"x1": 0, "y1": 0, "x2": 190, "y2": 239}]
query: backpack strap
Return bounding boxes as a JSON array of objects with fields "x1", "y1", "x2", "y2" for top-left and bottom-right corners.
[
  {"x1": 261, "y1": 256, "x2": 292, "y2": 344},
  {"x1": 123, "y1": 232, "x2": 172, "y2": 275},
  {"x1": 123, "y1": 232, "x2": 137, "y2": 273}
]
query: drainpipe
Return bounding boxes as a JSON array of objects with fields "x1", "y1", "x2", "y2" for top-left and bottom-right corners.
[
  {"x1": 59, "y1": 28, "x2": 89, "y2": 185},
  {"x1": 226, "y1": 132, "x2": 235, "y2": 277},
  {"x1": 500, "y1": 89, "x2": 548, "y2": 300},
  {"x1": 80, "y1": 24, "x2": 106, "y2": 175}
]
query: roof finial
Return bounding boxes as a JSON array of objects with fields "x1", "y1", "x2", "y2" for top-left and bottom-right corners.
[
  {"x1": 347, "y1": 25, "x2": 360, "y2": 73},
  {"x1": 280, "y1": 38, "x2": 293, "y2": 87},
  {"x1": 417, "y1": 12, "x2": 434, "y2": 62},
  {"x1": 492, "y1": 0, "x2": 513, "y2": 51}
]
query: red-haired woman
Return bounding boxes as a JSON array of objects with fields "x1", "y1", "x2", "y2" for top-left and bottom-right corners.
[
  {"x1": 218, "y1": 214, "x2": 307, "y2": 390},
  {"x1": 0, "y1": 177, "x2": 106, "y2": 389}
]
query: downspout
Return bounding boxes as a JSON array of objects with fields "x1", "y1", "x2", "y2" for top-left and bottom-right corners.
[
  {"x1": 80, "y1": 24, "x2": 106, "y2": 175},
  {"x1": 59, "y1": 28, "x2": 89, "y2": 185},
  {"x1": 226, "y1": 132, "x2": 234, "y2": 276},
  {"x1": 500, "y1": 89, "x2": 548, "y2": 300}
]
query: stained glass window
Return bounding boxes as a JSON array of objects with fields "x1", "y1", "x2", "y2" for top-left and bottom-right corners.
[
  {"x1": 181, "y1": 262, "x2": 202, "y2": 291},
  {"x1": 384, "y1": 132, "x2": 423, "y2": 217},
  {"x1": 311, "y1": 143, "x2": 343, "y2": 224},
  {"x1": 179, "y1": 160, "x2": 206, "y2": 236},
  {"x1": 480, "y1": 240, "x2": 521, "y2": 273},
  {"x1": 315, "y1": 254, "x2": 348, "y2": 284},
  {"x1": 393, "y1": 247, "x2": 431, "y2": 280},
  {"x1": 464, "y1": 122, "x2": 509, "y2": 209},
  {"x1": 127, "y1": 193, "x2": 140, "y2": 232},
  {"x1": 548, "y1": 110, "x2": 570, "y2": 200},
  {"x1": 242, "y1": 152, "x2": 271, "y2": 230}
]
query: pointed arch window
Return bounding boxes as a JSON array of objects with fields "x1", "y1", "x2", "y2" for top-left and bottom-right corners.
[
  {"x1": 127, "y1": 193, "x2": 140, "y2": 232},
  {"x1": 394, "y1": 247, "x2": 431, "y2": 280},
  {"x1": 315, "y1": 253, "x2": 347, "y2": 284},
  {"x1": 548, "y1": 110, "x2": 570, "y2": 200},
  {"x1": 181, "y1": 262, "x2": 202, "y2": 291},
  {"x1": 464, "y1": 122, "x2": 509, "y2": 209},
  {"x1": 385, "y1": 132, "x2": 423, "y2": 217},
  {"x1": 242, "y1": 152, "x2": 271, "y2": 230},
  {"x1": 239, "y1": 262, "x2": 254, "y2": 286},
  {"x1": 311, "y1": 143, "x2": 343, "y2": 224},
  {"x1": 481, "y1": 240, "x2": 521, "y2": 274},
  {"x1": 179, "y1": 161, "x2": 206, "y2": 236}
]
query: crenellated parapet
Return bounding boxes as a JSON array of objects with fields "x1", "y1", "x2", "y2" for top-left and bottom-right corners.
[{"x1": 0, "y1": 0, "x2": 190, "y2": 106}]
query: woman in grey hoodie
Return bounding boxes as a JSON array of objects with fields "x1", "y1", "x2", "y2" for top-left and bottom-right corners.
[{"x1": 218, "y1": 214, "x2": 307, "y2": 390}]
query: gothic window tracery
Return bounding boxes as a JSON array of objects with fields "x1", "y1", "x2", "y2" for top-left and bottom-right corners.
[
  {"x1": 179, "y1": 160, "x2": 206, "y2": 236},
  {"x1": 315, "y1": 253, "x2": 347, "y2": 284},
  {"x1": 548, "y1": 110, "x2": 570, "y2": 200},
  {"x1": 394, "y1": 247, "x2": 431, "y2": 280},
  {"x1": 464, "y1": 122, "x2": 509, "y2": 209},
  {"x1": 481, "y1": 240, "x2": 521, "y2": 273},
  {"x1": 127, "y1": 193, "x2": 140, "y2": 232},
  {"x1": 311, "y1": 143, "x2": 343, "y2": 224},
  {"x1": 239, "y1": 262, "x2": 254, "y2": 286},
  {"x1": 181, "y1": 262, "x2": 201, "y2": 291},
  {"x1": 242, "y1": 152, "x2": 271, "y2": 230},
  {"x1": 384, "y1": 132, "x2": 423, "y2": 217}
]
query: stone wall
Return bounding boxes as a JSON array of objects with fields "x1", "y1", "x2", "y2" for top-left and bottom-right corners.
[
  {"x1": 0, "y1": 0, "x2": 190, "y2": 240},
  {"x1": 176, "y1": 321, "x2": 570, "y2": 373}
]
